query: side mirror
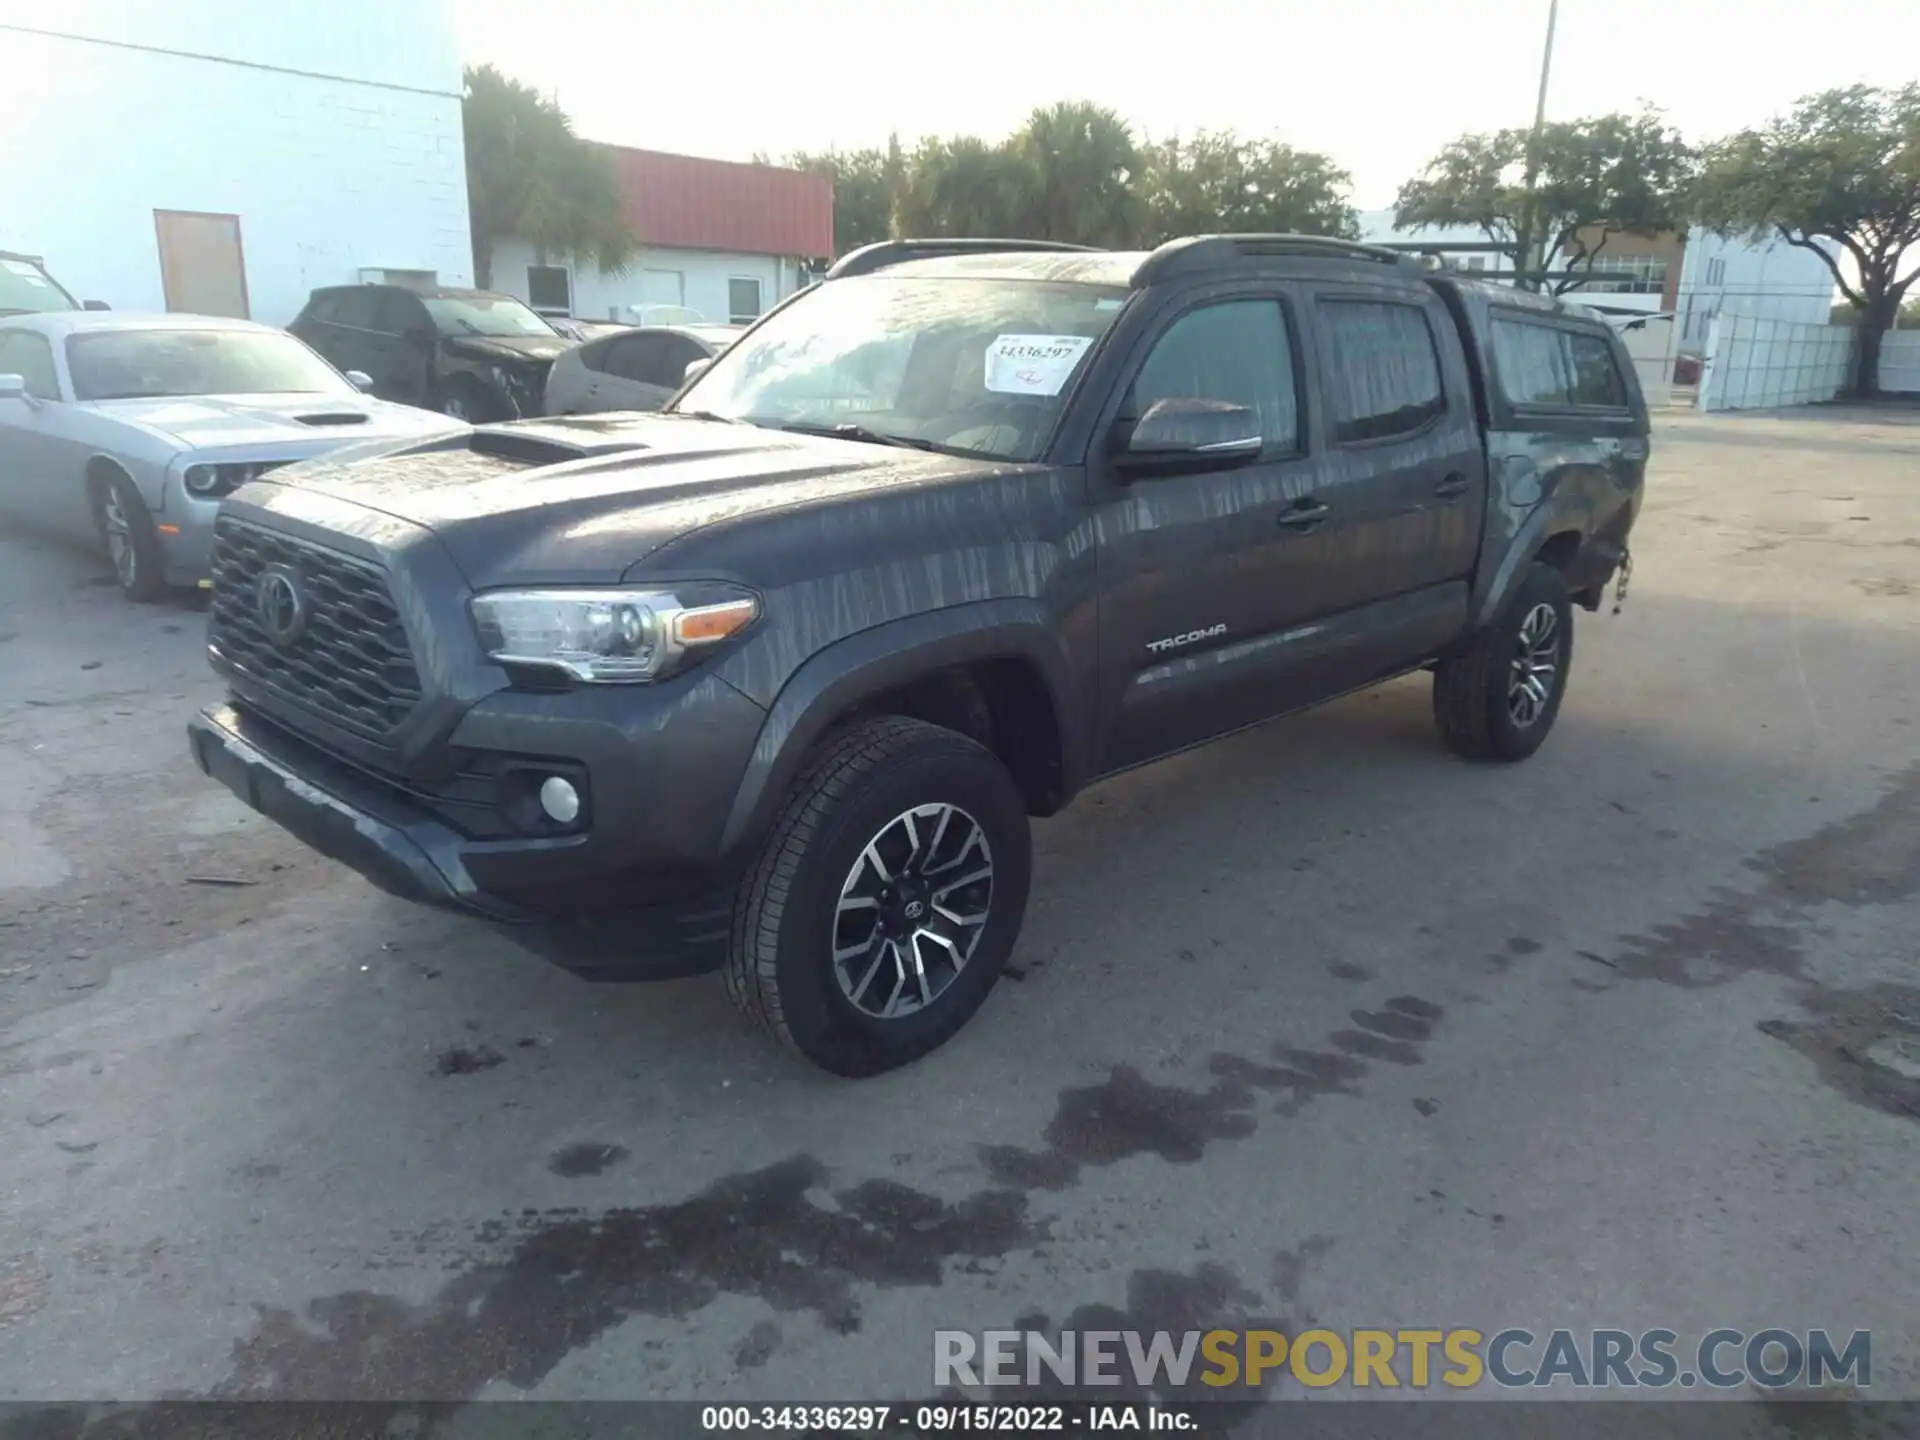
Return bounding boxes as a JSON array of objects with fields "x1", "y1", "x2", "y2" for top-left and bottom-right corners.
[
  {"x1": 0, "y1": 373, "x2": 25, "y2": 400},
  {"x1": 682, "y1": 357, "x2": 714, "y2": 385},
  {"x1": 344, "y1": 370, "x2": 374, "y2": 392},
  {"x1": 83, "y1": 299, "x2": 112, "y2": 312},
  {"x1": 1116, "y1": 398, "x2": 1262, "y2": 473}
]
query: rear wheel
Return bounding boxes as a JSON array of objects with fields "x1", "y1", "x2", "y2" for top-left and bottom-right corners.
[
  {"x1": 1433, "y1": 562, "x2": 1574, "y2": 762},
  {"x1": 725, "y1": 716, "x2": 1032, "y2": 1077},
  {"x1": 93, "y1": 473, "x2": 169, "y2": 603}
]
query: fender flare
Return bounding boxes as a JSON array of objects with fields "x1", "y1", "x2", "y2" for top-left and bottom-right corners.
[
  {"x1": 1469, "y1": 493, "x2": 1591, "y2": 632},
  {"x1": 716, "y1": 598, "x2": 1086, "y2": 861}
]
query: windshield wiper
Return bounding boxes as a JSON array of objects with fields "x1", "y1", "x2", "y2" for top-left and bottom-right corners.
[{"x1": 765, "y1": 419, "x2": 954, "y2": 453}]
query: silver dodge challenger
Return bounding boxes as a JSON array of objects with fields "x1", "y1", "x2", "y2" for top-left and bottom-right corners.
[{"x1": 0, "y1": 311, "x2": 464, "y2": 601}]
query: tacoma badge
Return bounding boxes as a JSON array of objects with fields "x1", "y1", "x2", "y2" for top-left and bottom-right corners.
[{"x1": 1146, "y1": 623, "x2": 1227, "y2": 655}]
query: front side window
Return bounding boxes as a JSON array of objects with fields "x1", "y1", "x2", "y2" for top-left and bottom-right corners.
[
  {"x1": 421, "y1": 293, "x2": 556, "y2": 339},
  {"x1": 604, "y1": 334, "x2": 667, "y2": 385},
  {"x1": 1319, "y1": 299, "x2": 1445, "y2": 444},
  {"x1": 66, "y1": 329, "x2": 350, "y2": 400},
  {"x1": 677, "y1": 275, "x2": 1127, "y2": 462},
  {"x1": 1131, "y1": 299, "x2": 1298, "y2": 453},
  {"x1": 0, "y1": 330, "x2": 60, "y2": 398}
]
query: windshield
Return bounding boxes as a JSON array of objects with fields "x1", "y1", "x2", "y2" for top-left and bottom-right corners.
[
  {"x1": 675, "y1": 276, "x2": 1127, "y2": 462},
  {"x1": 0, "y1": 257, "x2": 79, "y2": 315},
  {"x1": 422, "y1": 294, "x2": 556, "y2": 338},
  {"x1": 67, "y1": 329, "x2": 352, "y2": 401}
]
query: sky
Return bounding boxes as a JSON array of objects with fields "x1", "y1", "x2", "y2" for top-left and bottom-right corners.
[{"x1": 445, "y1": 0, "x2": 1915, "y2": 210}]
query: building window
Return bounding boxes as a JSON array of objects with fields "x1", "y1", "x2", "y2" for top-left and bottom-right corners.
[
  {"x1": 1465, "y1": 256, "x2": 1487, "y2": 272},
  {"x1": 1570, "y1": 254, "x2": 1669, "y2": 295},
  {"x1": 728, "y1": 277, "x2": 763, "y2": 325},
  {"x1": 527, "y1": 265, "x2": 572, "y2": 314},
  {"x1": 1705, "y1": 258, "x2": 1726, "y2": 288}
]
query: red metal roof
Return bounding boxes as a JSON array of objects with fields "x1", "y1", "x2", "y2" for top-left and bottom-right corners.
[{"x1": 600, "y1": 146, "x2": 834, "y2": 260}]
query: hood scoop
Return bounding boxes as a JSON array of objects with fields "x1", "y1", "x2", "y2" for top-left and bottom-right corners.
[{"x1": 293, "y1": 412, "x2": 371, "y2": 427}]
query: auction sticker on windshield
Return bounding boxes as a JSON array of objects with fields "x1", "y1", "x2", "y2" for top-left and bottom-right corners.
[{"x1": 984, "y1": 334, "x2": 1094, "y2": 395}]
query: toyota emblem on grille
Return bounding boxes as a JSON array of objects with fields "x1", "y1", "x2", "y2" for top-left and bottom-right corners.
[{"x1": 256, "y1": 564, "x2": 309, "y2": 647}]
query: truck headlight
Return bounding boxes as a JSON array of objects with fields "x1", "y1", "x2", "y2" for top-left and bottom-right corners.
[{"x1": 470, "y1": 588, "x2": 759, "y2": 683}]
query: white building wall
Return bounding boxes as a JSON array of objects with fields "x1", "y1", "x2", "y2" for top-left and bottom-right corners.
[
  {"x1": 1672, "y1": 229, "x2": 1837, "y2": 351},
  {"x1": 489, "y1": 241, "x2": 808, "y2": 326},
  {"x1": 0, "y1": 0, "x2": 472, "y2": 325}
]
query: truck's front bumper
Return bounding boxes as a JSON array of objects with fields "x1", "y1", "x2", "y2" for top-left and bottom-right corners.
[{"x1": 187, "y1": 703, "x2": 733, "y2": 978}]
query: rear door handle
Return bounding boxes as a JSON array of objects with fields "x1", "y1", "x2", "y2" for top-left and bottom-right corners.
[
  {"x1": 1434, "y1": 473, "x2": 1472, "y2": 499},
  {"x1": 1277, "y1": 500, "x2": 1330, "y2": 531}
]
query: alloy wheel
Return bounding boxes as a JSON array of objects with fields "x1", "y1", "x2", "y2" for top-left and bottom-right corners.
[
  {"x1": 101, "y1": 491, "x2": 136, "y2": 588},
  {"x1": 831, "y1": 802, "x2": 994, "y2": 1020},
  {"x1": 1507, "y1": 602, "x2": 1561, "y2": 728}
]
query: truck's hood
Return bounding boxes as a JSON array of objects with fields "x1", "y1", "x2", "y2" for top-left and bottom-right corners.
[
  {"x1": 236, "y1": 414, "x2": 1004, "y2": 584},
  {"x1": 439, "y1": 334, "x2": 570, "y2": 367},
  {"x1": 85, "y1": 393, "x2": 463, "y2": 450}
]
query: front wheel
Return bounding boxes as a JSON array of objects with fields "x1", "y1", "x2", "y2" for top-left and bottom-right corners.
[
  {"x1": 94, "y1": 474, "x2": 169, "y2": 603},
  {"x1": 725, "y1": 716, "x2": 1032, "y2": 1077},
  {"x1": 1433, "y1": 561, "x2": 1574, "y2": 762}
]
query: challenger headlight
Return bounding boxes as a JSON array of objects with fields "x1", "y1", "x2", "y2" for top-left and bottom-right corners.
[
  {"x1": 183, "y1": 462, "x2": 278, "y2": 497},
  {"x1": 470, "y1": 587, "x2": 759, "y2": 683}
]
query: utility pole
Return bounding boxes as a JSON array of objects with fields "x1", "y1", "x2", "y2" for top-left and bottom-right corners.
[{"x1": 1519, "y1": 0, "x2": 1560, "y2": 290}]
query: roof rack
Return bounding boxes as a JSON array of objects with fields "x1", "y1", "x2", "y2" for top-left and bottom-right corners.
[
  {"x1": 825, "y1": 238, "x2": 1103, "y2": 280},
  {"x1": 1131, "y1": 234, "x2": 1419, "y2": 285}
]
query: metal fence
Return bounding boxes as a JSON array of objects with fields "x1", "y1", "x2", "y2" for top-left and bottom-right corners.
[
  {"x1": 1879, "y1": 331, "x2": 1920, "y2": 396},
  {"x1": 1698, "y1": 317, "x2": 1857, "y2": 412}
]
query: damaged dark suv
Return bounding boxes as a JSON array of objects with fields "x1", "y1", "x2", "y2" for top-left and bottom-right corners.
[
  {"x1": 290, "y1": 284, "x2": 569, "y2": 423},
  {"x1": 190, "y1": 235, "x2": 1647, "y2": 1076}
]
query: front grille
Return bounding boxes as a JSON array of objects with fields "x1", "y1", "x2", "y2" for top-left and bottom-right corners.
[{"x1": 209, "y1": 519, "x2": 422, "y2": 740}]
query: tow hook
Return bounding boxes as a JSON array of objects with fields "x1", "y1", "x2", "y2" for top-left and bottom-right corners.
[{"x1": 1612, "y1": 549, "x2": 1633, "y2": 615}]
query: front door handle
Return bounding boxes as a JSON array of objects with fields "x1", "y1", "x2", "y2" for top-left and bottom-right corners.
[
  {"x1": 1434, "y1": 473, "x2": 1472, "y2": 499},
  {"x1": 1277, "y1": 499, "x2": 1330, "y2": 531}
]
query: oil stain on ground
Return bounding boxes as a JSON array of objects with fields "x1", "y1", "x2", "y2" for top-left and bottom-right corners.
[
  {"x1": 980, "y1": 996, "x2": 1444, "y2": 1189},
  {"x1": 215, "y1": 1155, "x2": 1034, "y2": 1399},
  {"x1": 1607, "y1": 765, "x2": 1920, "y2": 989}
]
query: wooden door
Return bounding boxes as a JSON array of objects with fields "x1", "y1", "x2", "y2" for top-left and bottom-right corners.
[{"x1": 153, "y1": 210, "x2": 250, "y2": 318}]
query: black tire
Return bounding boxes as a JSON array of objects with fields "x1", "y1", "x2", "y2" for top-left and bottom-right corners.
[
  {"x1": 439, "y1": 376, "x2": 501, "y2": 423},
  {"x1": 1433, "y1": 562, "x2": 1574, "y2": 762},
  {"x1": 725, "y1": 715, "x2": 1032, "y2": 1077},
  {"x1": 93, "y1": 472, "x2": 169, "y2": 603}
]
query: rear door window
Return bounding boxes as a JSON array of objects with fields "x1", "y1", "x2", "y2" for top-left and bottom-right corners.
[
  {"x1": 331, "y1": 289, "x2": 383, "y2": 331},
  {"x1": 1318, "y1": 299, "x2": 1445, "y2": 444}
]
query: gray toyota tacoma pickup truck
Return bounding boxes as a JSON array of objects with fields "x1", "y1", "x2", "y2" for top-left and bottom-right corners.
[{"x1": 187, "y1": 234, "x2": 1646, "y2": 1076}]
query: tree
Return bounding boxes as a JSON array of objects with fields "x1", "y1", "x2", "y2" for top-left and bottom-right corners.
[
  {"x1": 786, "y1": 138, "x2": 904, "y2": 255},
  {"x1": 891, "y1": 136, "x2": 1035, "y2": 238},
  {"x1": 1394, "y1": 109, "x2": 1694, "y2": 291},
  {"x1": 461, "y1": 65, "x2": 636, "y2": 290},
  {"x1": 1009, "y1": 102, "x2": 1145, "y2": 247},
  {"x1": 1693, "y1": 84, "x2": 1920, "y2": 395},
  {"x1": 1140, "y1": 131, "x2": 1357, "y2": 244}
]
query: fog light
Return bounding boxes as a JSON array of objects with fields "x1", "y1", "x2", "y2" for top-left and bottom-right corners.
[{"x1": 538, "y1": 776, "x2": 581, "y2": 824}]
